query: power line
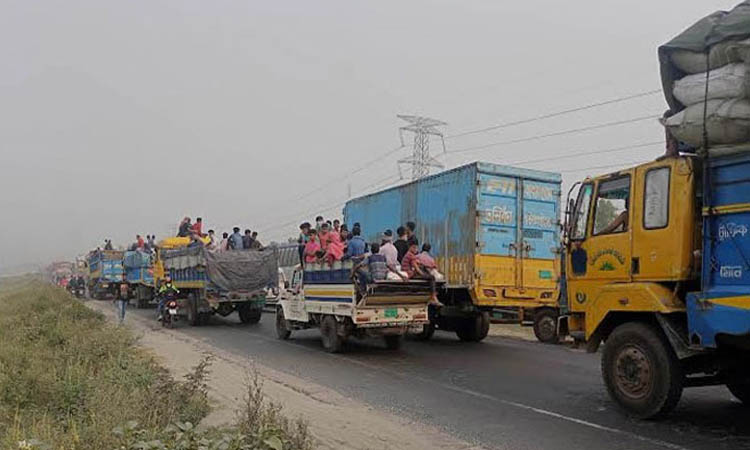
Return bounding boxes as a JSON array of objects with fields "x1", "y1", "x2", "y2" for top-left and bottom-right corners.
[
  {"x1": 446, "y1": 89, "x2": 661, "y2": 139},
  {"x1": 259, "y1": 173, "x2": 402, "y2": 236},
  {"x1": 560, "y1": 160, "x2": 651, "y2": 174},
  {"x1": 445, "y1": 114, "x2": 659, "y2": 156},
  {"x1": 502, "y1": 141, "x2": 663, "y2": 167},
  {"x1": 283, "y1": 145, "x2": 405, "y2": 205}
]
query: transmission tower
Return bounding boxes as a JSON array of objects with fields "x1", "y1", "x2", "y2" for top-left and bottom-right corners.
[{"x1": 397, "y1": 115, "x2": 447, "y2": 180}]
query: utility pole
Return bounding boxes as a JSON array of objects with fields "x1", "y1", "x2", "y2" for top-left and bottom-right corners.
[{"x1": 397, "y1": 115, "x2": 447, "y2": 180}]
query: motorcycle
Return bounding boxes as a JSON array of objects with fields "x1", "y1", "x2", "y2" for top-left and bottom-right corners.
[
  {"x1": 73, "y1": 287, "x2": 85, "y2": 298},
  {"x1": 161, "y1": 299, "x2": 180, "y2": 329}
]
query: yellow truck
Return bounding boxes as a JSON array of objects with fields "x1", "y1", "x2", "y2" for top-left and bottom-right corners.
[{"x1": 560, "y1": 155, "x2": 750, "y2": 418}]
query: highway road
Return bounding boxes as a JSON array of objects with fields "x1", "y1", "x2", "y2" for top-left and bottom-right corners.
[{"x1": 130, "y1": 307, "x2": 750, "y2": 450}]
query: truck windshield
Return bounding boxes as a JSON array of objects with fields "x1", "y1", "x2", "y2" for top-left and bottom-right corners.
[{"x1": 571, "y1": 184, "x2": 593, "y2": 240}]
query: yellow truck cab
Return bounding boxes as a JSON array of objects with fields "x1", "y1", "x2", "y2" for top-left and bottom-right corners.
[
  {"x1": 563, "y1": 156, "x2": 697, "y2": 343},
  {"x1": 560, "y1": 155, "x2": 703, "y2": 418}
]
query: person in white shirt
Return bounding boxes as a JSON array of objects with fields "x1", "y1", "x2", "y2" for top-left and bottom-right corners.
[{"x1": 379, "y1": 229, "x2": 406, "y2": 280}]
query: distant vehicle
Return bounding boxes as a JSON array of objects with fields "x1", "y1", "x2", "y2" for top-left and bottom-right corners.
[
  {"x1": 87, "y1": 250, "x2": 125, "y2": 299},
  {"x1": 276, "y1": 261, "x2": 440, "y2": 352},
  {"x1": 153, "y1": 243, "x2": 278, "y2": 326},
  {"x1": 123, "y1": 250, "x2": 155, "y2": 308},
  {"x1": 344, "y1": 161, "x2": 562, "y2": 343}
]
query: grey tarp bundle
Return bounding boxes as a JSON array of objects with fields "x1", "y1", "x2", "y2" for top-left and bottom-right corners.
[
  {"x1": 123, "y1": 250, "x2": 152, "y2": 269},
  {"x1": 659, "y1": 1, "x2": 750, "y2": 112},
  {"x1": 162, "y1": 247, "x2": 279, "y2": 292}
]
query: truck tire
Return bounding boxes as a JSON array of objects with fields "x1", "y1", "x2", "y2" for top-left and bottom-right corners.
[
  {"x1": 601, "y1": 322, "x2": 683, "y2": 419},
  {"x1": 533, "y1": 308, "x2": 560, "y2": 344},
  {"x1": 239, "y1": 304, "x2": 262, "y2": 324},
  {"x1": 276, "y1": 307, "x2": 291, "y2": 340},
  {"x1": 456, "y1": 312, "x2": 490, "y2": 342},
  {"x1": 320, "y1": 315, "x2": 343, "y2": 353},
  {"x1": 727, "y1": 380, "x2": 750, "y2": 405},
  {"x1": 384, "y1": 335, "x2": 403, "y2": 350},
  {"x1": 411, "y1": 322, "x2": 435, "y2": 341}
]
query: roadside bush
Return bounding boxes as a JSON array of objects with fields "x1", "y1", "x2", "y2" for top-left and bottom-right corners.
[{"x1": 0, "y1": 279, "x2": 313, "y2": 450}]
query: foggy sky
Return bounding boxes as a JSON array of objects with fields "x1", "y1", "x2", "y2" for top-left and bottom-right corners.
[{"x1": 0, "y1": 0, "x2": 738, "y2": 271}]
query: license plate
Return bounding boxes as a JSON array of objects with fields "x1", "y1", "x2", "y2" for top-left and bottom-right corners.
[
  {"x1": 102, "y1": 284, "x2": 108, "y2": 288},
  {"x1": 384, "y1": 308, "x2": 398, "y2": 318},
  {"x1": 168, "y1": 308, "x2": 177, "y2": 315}
]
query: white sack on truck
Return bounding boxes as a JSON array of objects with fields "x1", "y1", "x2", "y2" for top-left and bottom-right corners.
[
  {"x1": 673, "y1": 63, "x2": 750, "y2": 106},
  {"x1": 670, "y1": 38, "x2": 750, "y2": 74},
  {"x1": 663, "y1": 98, "x2": 750, "y2": 147},
  {"x1": 659, "y1": 1, "x2": 750, "y2": 113}
]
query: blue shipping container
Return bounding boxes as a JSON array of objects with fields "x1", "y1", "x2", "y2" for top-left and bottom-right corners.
[{"x1": 343, "y1": 162, "x2": 561, "y2": 301}]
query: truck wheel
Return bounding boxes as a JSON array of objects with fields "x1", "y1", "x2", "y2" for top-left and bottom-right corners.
[
  {"x1": 384, "y1": 335, "x2": 403, "y2": 350},
  {"x1": 239, "y1": 304, "x2": 262, "y2": 324},
  {"x1": 411, "y1": 322, "x2": 435, "y2": 341},
  {"x1": 727, "y1": 380, "x2": 750, "y2": 405},
  {"x1": 276, "y1": 307, "x2": 291, "y2": 340},
  {"x1": 601, "y1": 322, "x2": 683, "y2": 419},
  {"x1": 456, "y1": 312, "x2": 490, "y2": 342},
  {"x1": 533, "y1": 308, "x2": 559, "y2": 344},
  {"x1": 320, "y1": 315, "x2": 343, "y2": 353}
]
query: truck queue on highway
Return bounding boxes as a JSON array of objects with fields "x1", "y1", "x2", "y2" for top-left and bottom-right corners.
[{"x1": 51, "y1": 2, "x2": 750, "y2": 421}]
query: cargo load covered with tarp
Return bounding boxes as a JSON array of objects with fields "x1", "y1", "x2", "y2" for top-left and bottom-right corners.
[
  {"x1": 123, "y1": 250, "x2": 152, "y2": 269},
  {"x1": 659, "y1": 1, "x2": 750, "y2": 148},
  {"x1": 161, "y1": 247, "x2": 278, "y2": 292}
]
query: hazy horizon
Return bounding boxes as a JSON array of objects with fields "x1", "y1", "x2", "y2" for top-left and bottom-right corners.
[{"x1": 0, "y1": 0, "x2": 738, "y2": 271}]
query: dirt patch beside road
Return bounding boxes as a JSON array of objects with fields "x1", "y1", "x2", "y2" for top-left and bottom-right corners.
[{"x1": 86, "y1": 301, "x2": 484, "y2": 450}]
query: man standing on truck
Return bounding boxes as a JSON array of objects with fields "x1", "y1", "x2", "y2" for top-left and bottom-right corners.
[
  {"x1": 345, "y1": 227, "x2": 366, "y2": 259},
  {"x1": 229, "y1": 227, "x2": 243, "y2": 250},
  {"x1": 405, "y1": 221, "x2": 418, "y2": 247},
  {"x1": 243, "y1": 229, "x2": 254, "y2": 249},
  {"x1": 394, "y1": 226, "x2": 409, "y2": 262},
  {"x1": 250, "y1": 232, "x2": 263, "y2": 250}
]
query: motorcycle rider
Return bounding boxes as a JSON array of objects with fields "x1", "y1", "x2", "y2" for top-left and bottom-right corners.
[{"x1": 156, "y1": 275, "x2": 180, "y2": 321}]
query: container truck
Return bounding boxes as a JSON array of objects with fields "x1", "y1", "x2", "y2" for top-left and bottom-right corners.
[
  {"x1": 343, "y1": 161, "x2": 562, "y2": 343},
  {"x1": 87, "y1": 249, "x2": 125, "y2": 299}
]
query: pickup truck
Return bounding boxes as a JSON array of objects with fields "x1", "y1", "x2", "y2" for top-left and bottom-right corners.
[{"x1": 275, "y1": 261, "x2": 439, "y2": 352}]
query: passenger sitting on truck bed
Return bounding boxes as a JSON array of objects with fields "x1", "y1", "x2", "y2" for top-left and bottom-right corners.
[
  {"x1": 352, "y1": 243, "x2": 388, "y2": 303},
  {"x1": 345, "y1": 227, "x2": 366, "y2": 259},
  {"x1": 304, "y1": 229, "x2": 321, "y2": 264},
  {"x1": 324, "y1": 230, "x2": 344, "y2": 265},
  {"x1": 414, "y1": 243, "x2": 441, "y2": 305}
]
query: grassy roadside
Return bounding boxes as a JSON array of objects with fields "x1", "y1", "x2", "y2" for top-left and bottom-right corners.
[{"x1": 0, "y1": 277, "x2": 312, "y2": 450}]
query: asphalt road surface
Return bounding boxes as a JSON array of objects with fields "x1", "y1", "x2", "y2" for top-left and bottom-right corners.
[{"x1": 131, "y1": 307, "x2": 750, "y2": 450}]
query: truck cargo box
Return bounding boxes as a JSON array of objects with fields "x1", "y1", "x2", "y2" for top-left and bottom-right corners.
[{"x1": 343, "y1": 161, "x2": 561, "y2": 307}]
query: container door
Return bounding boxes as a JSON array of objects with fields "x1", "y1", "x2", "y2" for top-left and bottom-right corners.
[
  {"x1": 476, "y1": 173, "x2": 518, "y2": 287},
  {"x1": 521, "y1": 179, "x2": 560, "y2": 288}
]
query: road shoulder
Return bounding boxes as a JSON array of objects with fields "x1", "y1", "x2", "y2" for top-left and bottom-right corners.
[{"x1": 85, "y1": 301, "x2": 484, "y2": 450}]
